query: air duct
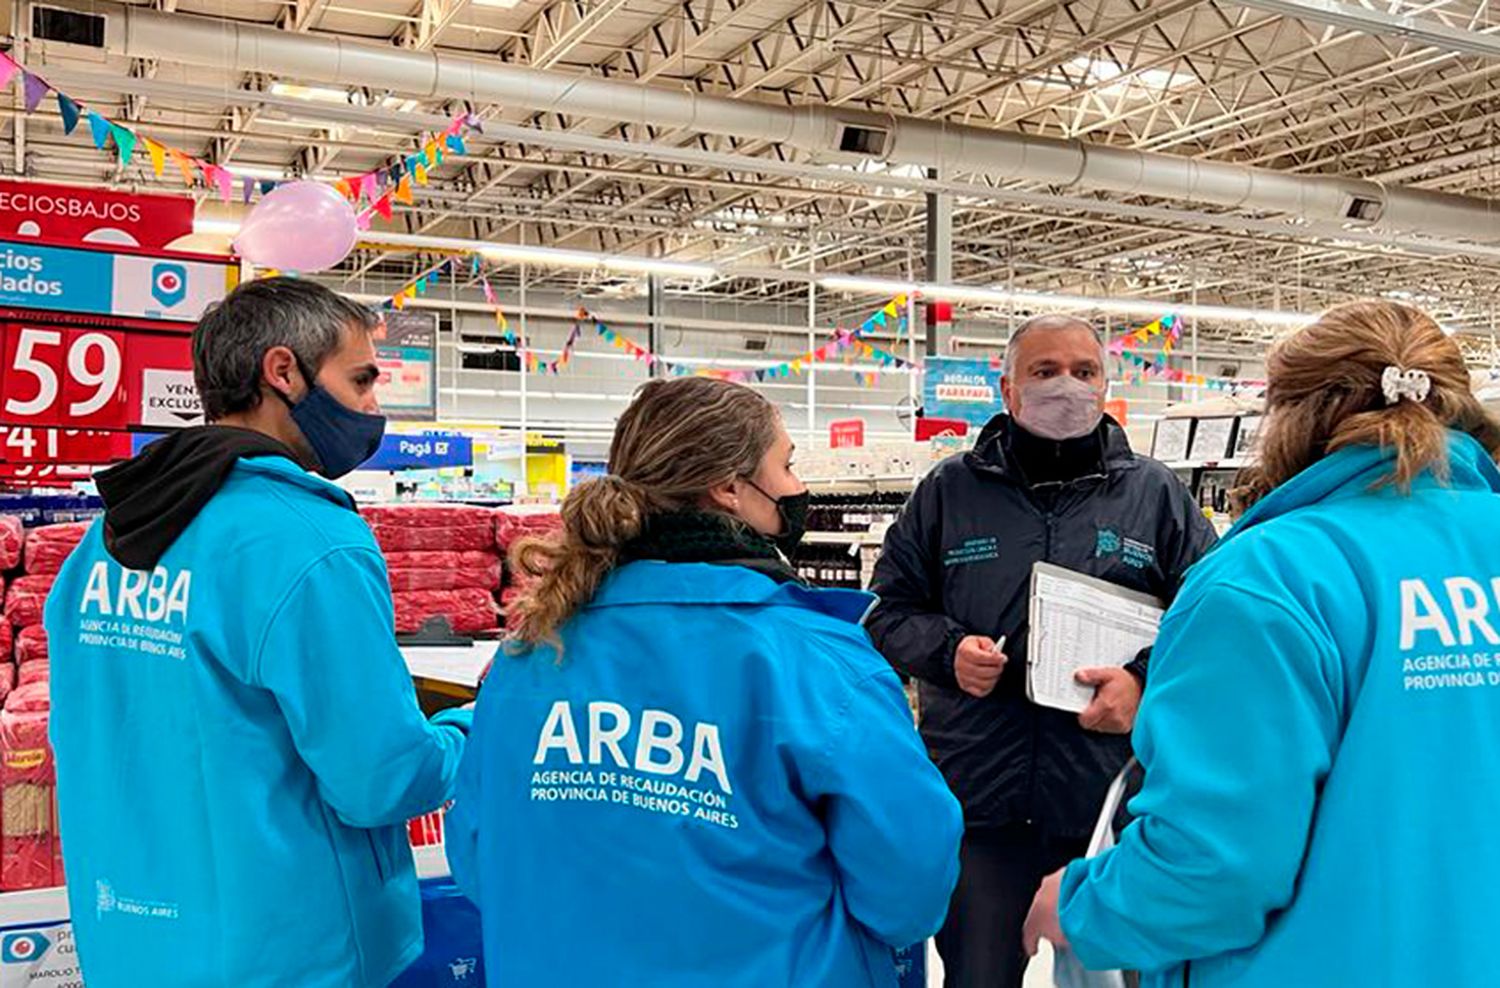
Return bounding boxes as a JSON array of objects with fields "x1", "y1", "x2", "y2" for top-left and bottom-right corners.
[{"x1": 48, "y1": 0, "x2": 1500, "y2": 242}]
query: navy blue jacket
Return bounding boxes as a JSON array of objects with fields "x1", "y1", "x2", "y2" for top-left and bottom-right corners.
[{"x1": 867, "y1": 414, "x2": 1215, "y2": 835}]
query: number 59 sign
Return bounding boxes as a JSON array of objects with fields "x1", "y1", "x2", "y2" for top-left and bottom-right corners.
[{"x1": 2, "y1": 326, "x2": 127, "y2": 429}]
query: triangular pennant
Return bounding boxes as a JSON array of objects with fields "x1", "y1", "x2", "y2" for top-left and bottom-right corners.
[
  {"x1": 22, "y1": 72, "x2": 49, "y2": 113},
  {"x1": 391, "y1": 291, "x2": 405, "y2": 308},
  {"x1": 393, "y1": 176, "x2": 413, "y2": 205},
  {"x1": 144, "y1": 138, "x2": 166, "y2": 178},
  {"x1": 414, "y1": 163, "x2": 428, "y2": 186},
  {"x1": 169, "y1": 148, "x2": 196, "y2": 186},
  {"x1": 110, "y1": 124, "x2": 137, "y2": 165},
  {"x1": 242, "y1": 177, "x2": 255, "y2": 204},
  {"x1": 359, "y1": 172, "x2": 379, "y2": 204},
  {"x1": 0, "y1": 53, "x2": 18, "y2": 90},
  {"x1": 403, "y1": 285, "x2": 417, "y2": 300},
  {"x1": 882, "y1": 302, "x2": 899, "y2": 318},
  {"x1": 445, "y1": 134, "x2": 466, "y2": 155},
  {"x1": 334, "y1": 179, "x2": 355, "y2": 201},
  {"x1": 425, "y1": 141, "x2": 439, "y2": 168},
  {"x1": 465, "y1": 112, "x2": 484, "y2": 133},
  {"x1": 56, "y1": 94, "x2": 79, "y2": 135},
  {"x1": 87, "y1": 112, "x2": 111, "y2": 150},
  {"x1": 260, "y1": 180, "x2": 278, "y2": 195},
  {"x1": 373, "y1": 193, "x2": 393, "y2": 220}
]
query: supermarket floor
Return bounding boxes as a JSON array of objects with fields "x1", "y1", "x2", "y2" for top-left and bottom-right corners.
[{"x1": 926, "y1": 941, "x2": 1059, "y2": 986}]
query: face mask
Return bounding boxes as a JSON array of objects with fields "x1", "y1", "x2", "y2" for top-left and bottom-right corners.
[
  {"x1": 1014, "y1": 375, "x2": 1103, "y2": 441},
  {"x1": 275, "y1": 362, "x2": 387, "y2": 479},
  {"x1": 748, "y1": 481, "x2": 810, "y2": 556}
]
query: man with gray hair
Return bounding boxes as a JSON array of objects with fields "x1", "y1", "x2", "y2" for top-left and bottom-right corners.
[
  {"x1": 45, "y1": 277, "x2": 469, "y2": 987},
  {"x1": 869, "y1": 312, "x2": 1215, "y2": 988}
]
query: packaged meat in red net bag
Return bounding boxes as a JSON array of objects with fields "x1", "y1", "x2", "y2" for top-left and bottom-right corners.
[
  {"x1": 362, "y1": 505, "x2": 496, "y2": 553},
  {"x1": 494, "y1": 509, "x2": 562, "y2": 554},
  {"x1": 0, "y1": 516, "x2": 22, "y2": 572},
  {"x1": 1, "y1": 682, "x2": 55, "y2": 890},
  {"x1": 5, "y1": 577, "x2": 53, "y2": 629},
  {"x1": 392, "y1": 588, "x2": 498, "y2": 635},
  {"x1": 14, "y1": 627, "x2": 44, "y2": 666},
  {"x1": 23, "y1": 522, "x2": 91, "y2": 576},
  {"x1": 384, "y1": 551, "x2": 501, "y2": 592}
]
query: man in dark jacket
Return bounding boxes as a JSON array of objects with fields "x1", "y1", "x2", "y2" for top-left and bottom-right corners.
[{"x1": 867, "y1": 314, "x2": 1216, "y2": 988}]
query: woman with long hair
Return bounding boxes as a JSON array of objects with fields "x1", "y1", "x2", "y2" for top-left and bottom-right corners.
[
  {"x1": 1024, "y1": 300, "x2": 1500, "y2": 986},
  {"x1": 448, "y1": 376, "x2": 963, "y2": 987}
]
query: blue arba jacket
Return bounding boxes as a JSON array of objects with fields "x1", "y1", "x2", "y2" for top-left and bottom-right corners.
[
  {"x1": 46, "y1": 451, "x2": 466, "y2": 988},
  {"x1": 447, "y1": 561, "x2": 964, "y2": 987},
  {"x1": 1059, "y1": 434, "x2": 1500, "y2": 987}
]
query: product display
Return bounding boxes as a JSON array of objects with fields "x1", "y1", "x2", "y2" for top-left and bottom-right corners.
[
  {"x1": 15, "y1": 627, "x2": 45, "y2": 666},
  {"x1": 24, "y1": 522, "x2": 90, "y2": 575},
  {"x1": 5, "y1": 576, "x2": 52, "y2": 629},
  {"x1": 363, "y1": 504, "x2": 497, "y2": 553},
  {"x1": 385, "y1": 550, "x2": 501, "y2": 592},
  {"x1": 0, "y1": 682, "x2": 56, "y2": 891},
  {"x1": 0, "y1": 517, "x2": 21, "y2": 572},
  {"x1": 393, "y1": 588, "x2": 498, "y2": 634}
]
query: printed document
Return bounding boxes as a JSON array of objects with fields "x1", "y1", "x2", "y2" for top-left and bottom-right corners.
[{"x1": 1027, "y1": 563, "x2": 1165, "y2": 713}]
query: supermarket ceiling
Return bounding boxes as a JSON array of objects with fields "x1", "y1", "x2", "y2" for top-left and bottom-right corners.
[{"x1": 9, "y1": 0, "x2": 1500, "y2": 349}]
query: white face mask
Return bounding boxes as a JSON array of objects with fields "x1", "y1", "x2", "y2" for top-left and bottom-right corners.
[{"x1": 1014, "y1": 376, "x2": 1104, "y2": 440}]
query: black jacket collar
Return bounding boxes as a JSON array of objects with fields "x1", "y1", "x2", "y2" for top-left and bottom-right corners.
[{"x1": 964, "y1": 413, "x2": 1136, "y2": 487}]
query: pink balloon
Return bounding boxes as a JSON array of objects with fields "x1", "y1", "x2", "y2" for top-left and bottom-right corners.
[{"x1": 234, "y1": 181, "x2": 358, "y2": 273}]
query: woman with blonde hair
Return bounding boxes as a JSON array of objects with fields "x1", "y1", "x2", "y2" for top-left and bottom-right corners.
[
  {"x1": 1024, "y1": 301, "x2": 1500, "y2": 986},
  {"x1": 447, "y1": 376, "x2": 962, "y2": 987}
]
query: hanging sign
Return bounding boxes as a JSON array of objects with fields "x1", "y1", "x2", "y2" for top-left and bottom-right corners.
[
  {"x1": 0, "y1": 181, "x2": 193, "y2": 250},
  {"x1": 0, "y1": 426, "x2": 131, "y2": 464},
  {"x1": 376, "y1": 309, "x2": 438, "y2": 421},
  {"x1": 362, "y1": 432, "x2": 473, "y2": 471},
  {"x1": 0, "y1": 321, "x2": 197, "y2": 431},
  {"x1": 923, "y1": 356, "x2": 1005, "y2": 426},
  {"x1": 0, "y1": 240, "x2": 234, "y2": 324},
  {"x1": 830, "y1": 419, "x2": 866, "y2": 449}
]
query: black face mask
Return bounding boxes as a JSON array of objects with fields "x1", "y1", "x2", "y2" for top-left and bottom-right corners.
[
  {"x1": 748, "y1": 480, "x2": 810, "y2": 556},
  {"x1": 273, "y1": 359, "x2": 387, "y2": 479}
]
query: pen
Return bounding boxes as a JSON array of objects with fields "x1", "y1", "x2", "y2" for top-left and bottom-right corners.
[{"x1": 992, "y1": 635, "x2": 1007, "y2": 658}]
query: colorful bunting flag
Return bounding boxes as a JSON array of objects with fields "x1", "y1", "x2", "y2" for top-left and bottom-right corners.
[
  {"x1": 0, "y1": 53, "x2": 18, "y2": 90},
  {"x1": 144, "y1": 138, "x2": 166, "y2": 178},
  {"x1": 21, "y1": 72, "x2": 48, "y2": 113},
  {"x1": 87, "y1": 112, "x2": 110, "y2": 150},
  {"x1": 109, "y1": 124, "x2": 137, "y2": 166},
  {"x1": 56, "y1": 94, "x2": 79, "y2": 135},
  {"x1": 373, "y1": 193, "x2": 394, "y2": 220}
]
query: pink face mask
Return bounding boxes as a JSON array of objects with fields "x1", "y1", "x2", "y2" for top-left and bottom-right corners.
[{"x1": 1014, "y1": 376, "x2": 1103, "y2": 440}]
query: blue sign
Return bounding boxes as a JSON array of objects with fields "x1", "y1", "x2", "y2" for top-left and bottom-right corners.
[
  {"x1": 0, "y1": 242, "x2": 111, "y2": 312},
  {"x1": 922, "y1": 355, "x2": 1005, "y2": 426},
  {"x1": 363, "y1": 433, "x2": 473, "y2": 471},
  {"x1": 0, "y1": 239, "x2": 230, "y2": 322}
]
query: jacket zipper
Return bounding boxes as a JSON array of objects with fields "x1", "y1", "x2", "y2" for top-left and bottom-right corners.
[{"x1": 1027, "y1": 510, "x2": 1055, "y2": 824}]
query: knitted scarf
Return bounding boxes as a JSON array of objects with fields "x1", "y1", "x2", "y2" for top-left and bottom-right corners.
[{"x1": 620, "y1": 511, "x2": 801, "y2": 585}]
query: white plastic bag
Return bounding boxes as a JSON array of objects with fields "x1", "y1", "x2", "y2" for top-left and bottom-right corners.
[{"x1": 1051, "y1": 758, "x2": 1135, "y2": 988}]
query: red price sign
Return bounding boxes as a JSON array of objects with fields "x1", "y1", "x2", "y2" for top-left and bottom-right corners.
[
  {"x1": 830, "y1": 419, "x2": 866, "y2": 449},
  {"x1": 0, "y1": 463, "x2": 94, "y2": 484},
  {"x1": 0, "y1": 322, "x2": 194, "y2": 431},
  {"x1": 0, "y1": 427, "x2": 132, "y2": 464},
  {"x1": 1, "y1": 326, "x2": 128, "y2": 429}
]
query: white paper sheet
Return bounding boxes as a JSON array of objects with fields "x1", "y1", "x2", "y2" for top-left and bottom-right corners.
[{"x1": 1027, "y1": 563, "x2": 1164, "y2": 713}]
